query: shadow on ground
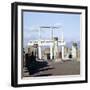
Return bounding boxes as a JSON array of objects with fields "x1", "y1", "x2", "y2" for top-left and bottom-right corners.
[{"x1": 25, "y1": 52, "x2": 53, "y2": 76}]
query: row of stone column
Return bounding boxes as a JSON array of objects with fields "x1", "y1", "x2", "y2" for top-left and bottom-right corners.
[{"x1": 38, "y1": 45, "x2": 65, "y2": 60}]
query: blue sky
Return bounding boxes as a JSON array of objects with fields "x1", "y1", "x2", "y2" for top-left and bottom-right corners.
[{"x1": 23, "y1": 11, "x2": 80, "y2": 47}]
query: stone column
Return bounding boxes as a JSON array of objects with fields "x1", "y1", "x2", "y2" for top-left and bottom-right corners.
[
  {"x1": 50, "y1": 46, "x2": 53, "y2": 59},
  {"x1": 62, "y1": 46, "x2": 64, "y2": 59},
  {"x1": 53, "y1": 37, "x2": 58, "y2": 60},
  {"x1": 61, "y1": 31, "x2": 64, "y2": 59},
  {"x1": 38, "y1": 46, "x2": 41, "y2": 59},
  {"x1": 72, "y1": 44, "x2": 77, "y2": 59}
]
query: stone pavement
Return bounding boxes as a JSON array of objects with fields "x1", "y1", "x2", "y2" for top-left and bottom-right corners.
[{"x1": 23, "y1": 60, "x2": 80, "y2": 77}]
